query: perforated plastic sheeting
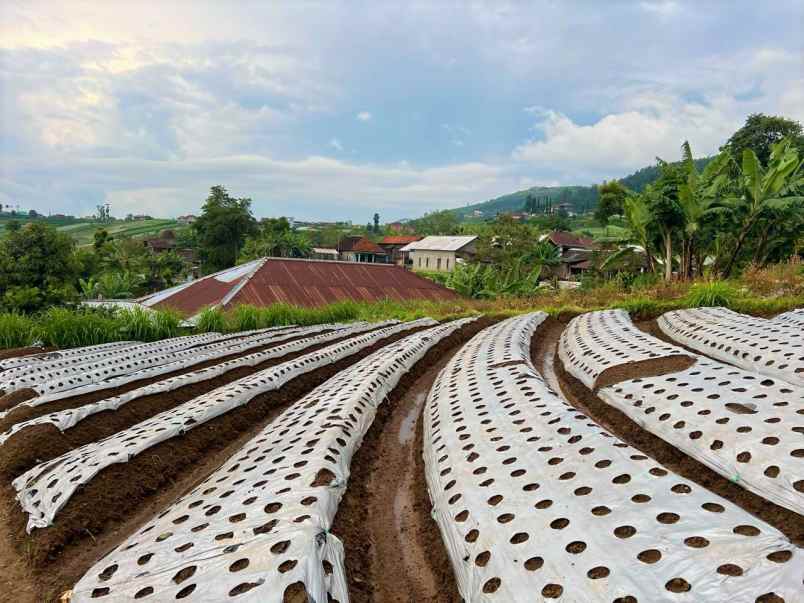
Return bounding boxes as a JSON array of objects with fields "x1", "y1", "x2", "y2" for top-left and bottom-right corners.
[
  {"x1": 0, "y1": 321, "x2": 394, "y2": 447},
  {"x1": 558, "y1": 309, "x2": 691, "y2": 390},
  {"x1": 659, "y1": 307, "x2": 804, "y2": 387},
  {"x1": 599, "y1": 356, "x2": 804, "y2": 514},
  {"x1": 0, "y1": 341, "x2": 140, "y2": 371},
  {"x1": 0, "y1": 333, "x2": 221, "y2": 381},
  {"x1": 0, "y1": 333, "x2": 225, "y2": 394},
  {"x1": 70, "y1": 317, "x2": 476, "y2": 602},
  {"x1": 15, "y1": 318, "x2": 439, "y2": 531},
  {"x1": 424, "y1": 313, "x2": 801, "y2": 603},
  {"x1": 773, "y1": 308, "x2": 804, "y2": 328},
  {"x1": 22, "y1": 323, "x2": 350, "y2": 402}
]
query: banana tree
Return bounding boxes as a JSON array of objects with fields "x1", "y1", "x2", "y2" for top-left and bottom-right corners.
[
  {"x1": 622, "y1": 193, "x2": 655, "y2": 272},
  {"x1": 676, "y1": 142, "x2": 732, "y2": 279},
  {"x1": 719, "y1": 138, "x2": 803, "y2": 277}
]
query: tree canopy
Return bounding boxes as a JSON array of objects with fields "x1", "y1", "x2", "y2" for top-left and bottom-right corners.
[
  {"x1": 722, "y1": 113, "x2": 804, "y2": 167},
  {"x1": 193, "y1": 185, "x2": 258, "y2": 273}
]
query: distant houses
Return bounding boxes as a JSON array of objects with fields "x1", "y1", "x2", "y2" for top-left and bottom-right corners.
[{"x1": 379, "y1": 235, "x2": 421, "y2": 266}]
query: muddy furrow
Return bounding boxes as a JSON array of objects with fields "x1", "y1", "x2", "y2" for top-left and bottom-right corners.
[
  {"x1": 2, "y1": 325, "x2": 434, "y2": 584},
  {"x1": 0, "y1": 329, "x2": 380, "y2": 481},
  {"x1": 331, "y1": 316, "x2": 495, "y2": 603},
  {"x1": 534, "y1": 317, "x2": 804, "y2": 544},
  {"x1": 0, "y1": 328, "x2": 334, "y2": 428}
]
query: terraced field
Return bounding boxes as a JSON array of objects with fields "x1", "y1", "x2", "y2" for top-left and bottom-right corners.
[{"x1": 0, "y1": 307, "x2": 800, "y2": 602}]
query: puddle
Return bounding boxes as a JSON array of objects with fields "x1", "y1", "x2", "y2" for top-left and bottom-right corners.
[
  {"x1": 398, "y1": 390, "x2": 427, "y2": 444},
  {"x1": 542, "y1": 342, "x2": 561, "y2": 394}
]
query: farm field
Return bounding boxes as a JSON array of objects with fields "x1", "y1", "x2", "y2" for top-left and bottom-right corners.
[
  {"x1": 0, "y1": 306, "x2": 800, "y2": 602},
  {"x1": 0, "y1": 218, "x2": 181, "y2": 245}
]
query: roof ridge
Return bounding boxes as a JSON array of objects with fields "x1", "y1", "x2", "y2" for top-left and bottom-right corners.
[{"x1": 219, "y1": 257, "x2": 268, "y2": 308}]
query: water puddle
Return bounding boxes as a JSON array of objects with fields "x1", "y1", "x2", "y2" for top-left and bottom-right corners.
[{"x1": 398, "y1": 390, "x2": 427, "y2": 444}]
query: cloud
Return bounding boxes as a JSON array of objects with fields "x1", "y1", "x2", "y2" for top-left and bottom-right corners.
[
  {"x1": 329, "y1": 138, "x2": 344, "y2": 152},
  {"x1": 356, "y1": 111, "x2": 372, "y2": 122}
]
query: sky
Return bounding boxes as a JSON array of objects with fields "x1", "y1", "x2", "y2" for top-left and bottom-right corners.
[{"x1": 1, "y1": 1, "x2": 802, "y2": 222}]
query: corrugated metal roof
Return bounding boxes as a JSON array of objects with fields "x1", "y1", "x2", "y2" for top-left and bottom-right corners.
[
  {"x1": 148, "y1": 257, "x2": 458, "y2": 314},
  {"x1": 545, "y1": 231, "x2": 595, "y2": 249},
  {"x1": 399, "y1": 235, "x2": 477, "y2": 252}
]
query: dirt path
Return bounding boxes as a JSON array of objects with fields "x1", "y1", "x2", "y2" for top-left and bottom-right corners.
[
  {"x1": 532, "y1": 317, "x2": 804, "y2": 545},
  {"x1": 332, "y1": 318, "x2": 494, "y2": 603}
]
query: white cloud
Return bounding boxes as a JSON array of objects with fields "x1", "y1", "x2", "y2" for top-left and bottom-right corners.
[{"x1": 356, "y1": 111, "x2": 372, "y2": 122}]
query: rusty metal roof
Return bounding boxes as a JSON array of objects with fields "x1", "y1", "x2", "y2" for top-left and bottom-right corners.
[
  {"x1": 380, "y1": 235, "x2": 421, "y2": 245},
  {"x1": 148, "y1": 258, "x2": 458, "y2": 314}
]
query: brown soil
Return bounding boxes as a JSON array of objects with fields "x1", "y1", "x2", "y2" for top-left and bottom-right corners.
[
  {"x1": 331, "y1": 316, "x2": 495, "y2": 603},
  {"x1": 533, "y1": 317, "x2": 804, "y2": 545},
  {"x1": 1, "y1": 324, "x2": 436, "y2": 582},
  {"x1": 0, "y1": 389, "x2": 37, "y2": 413},
  {"x1": 0, "y1": 329, "x2": 336, "y2": 433},
  {"x1": 594, "y1": 355, "x2": 696, "y2": 389},
  {"x1": 0, "y1": 331, "x2": 380, "y2": 480}
]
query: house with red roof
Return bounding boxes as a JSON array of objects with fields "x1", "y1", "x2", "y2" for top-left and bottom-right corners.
[
  {"x1": 379, "y1": 235, "x2": 422, "y2": 266},
  {"x1": 336, "y1": 236, "x2": 389, "y2": 263}
]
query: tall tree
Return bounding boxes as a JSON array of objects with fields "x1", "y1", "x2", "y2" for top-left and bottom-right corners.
[
  {"x1": 595, "y1": 180, "x2": 627, "y2": 228},
  {"x1": 192, "y1": 186, "x2": 258, "y2": 273},
  {"x1": 722, "y1": 113, "x2": 804, "y2": 166},
  {"x1": 373, "y1": 212, "x2": 380, "y2": 233}
]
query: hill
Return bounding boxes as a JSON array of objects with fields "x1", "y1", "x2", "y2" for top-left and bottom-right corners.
[{"x1": 449, "y1": 156, "x2": 714, "y2": 220}]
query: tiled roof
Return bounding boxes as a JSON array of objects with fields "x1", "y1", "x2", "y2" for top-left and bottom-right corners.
[
  {"x1": 352, "y1": 238, "x2": 387, "y2": 254},
  {"x1": 380, "y1": 235, "x2": 422, "y2": 245}
]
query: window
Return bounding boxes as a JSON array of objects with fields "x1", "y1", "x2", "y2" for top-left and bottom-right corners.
[
  {"x1": 436, "y1": 258, "x2": 441, "y2": 270},
  {"x1": 446, "y1": 258, "x2": 450, "y2": 270},
  {"x1": 426, "y1": 257, "x2": 429, "y2": 268},
  {"x1": 418, "y1": 256, "x2": 422, "y2": 267}
]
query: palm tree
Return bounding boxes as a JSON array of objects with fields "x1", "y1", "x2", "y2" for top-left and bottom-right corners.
[{"x1": 621, "y1": 193, "x2": 655, "y2": 272}]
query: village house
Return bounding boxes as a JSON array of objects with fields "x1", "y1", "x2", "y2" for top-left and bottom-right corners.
[
  {"x1": 400, "y1": 235, "x2": 478, "y2": 272},
  {"x1": 336, "y1": 236, "x2": 389, "y2": 263},
  {"x1": 378, "y1": 235, "x2": 421, "y2": 266},
  {"x1": 541, "y1": 231, "x2": 596, "y2": 280}
]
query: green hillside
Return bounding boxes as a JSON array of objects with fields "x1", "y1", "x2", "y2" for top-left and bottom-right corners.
[
  {"x1": 450, "y1": 156, "x2": 714, "y2": 220},
  {"x1": 0, "y1": 217, "x2": 182, "y2": 245}
]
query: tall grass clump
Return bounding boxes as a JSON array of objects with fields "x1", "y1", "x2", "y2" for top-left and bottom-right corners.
[
  {"x1": 0, "y1": 313, "x2": 36, "y2": 348},
  {"x1": 684, "y1": 280, "x2": 742, "y2": 309},
  {"x1": 230, "y1": 305, "x2": 260, "y2": 331},
  {"x1": 195, "y1": 307, "x2": 227, "y2": 333},
  {"x1": 118, "y1": 307, "x2": 181, "y2": 341},
  {"x1": 36, "y1": 307, "x2": 120, "y2": 348}
]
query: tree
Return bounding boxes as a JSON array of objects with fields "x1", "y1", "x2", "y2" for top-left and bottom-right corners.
[
  {"x1": 0, "y1": 223, "x2": 79, "y2": 311},
  {"x1": 240, "y1": 227, "x2": 312, "y2": 261},
  {"x1": 373, "y1": 213, "x2": 380, "y2": 233},
  {"x1": 722, "y1": 113, "x2": 804, "y2": 166},
  {"x1": 716, "y1": 138, "x2": 803, "y2": 277},
  {"x1": 595, "y1": 180, "x2": 627, "y2": 229},
  {"x1": 621, "y1": 193, "x2": 655, "y2": 272},
  {"x1": 645, "y1": 160, "x2": 685, "y2": 281},
  {"x1": 192, "y1": 185, "x2": 258, "y2": 273},
  {"x1": 93, "y1": 228, "x2": 110, "y2": 251}
]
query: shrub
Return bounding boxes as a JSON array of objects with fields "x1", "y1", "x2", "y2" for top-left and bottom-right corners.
[{"x1": 684, "y1": 281, "x2": 742, "y2": 309}]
